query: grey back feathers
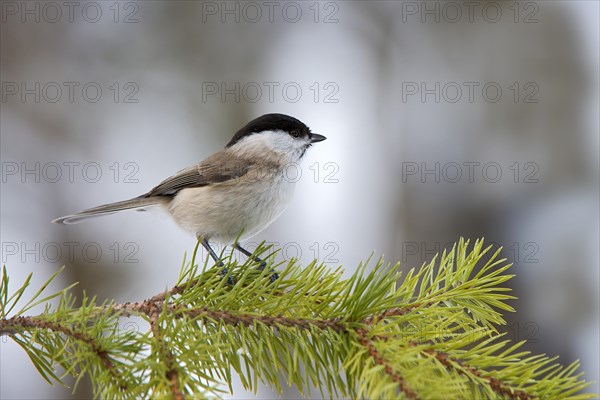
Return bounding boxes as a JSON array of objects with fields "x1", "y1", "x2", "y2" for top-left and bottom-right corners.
[{"x1": 143, "y1": 153, "x2": 252, "y2": 198}]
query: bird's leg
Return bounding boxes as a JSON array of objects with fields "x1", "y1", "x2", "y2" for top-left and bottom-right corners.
[
  {"x1": 235, "y1": 243, "x2": 279, "y2": 282},
  {"x1": 200, "y1": 237, "x2": 234, "y2": 284},
  {"x1": 234, "y1": 243, "x2": 267, "y2": 270},
  {"x1": 200, "y1": 238, "x2": 222, "y2": 266}
]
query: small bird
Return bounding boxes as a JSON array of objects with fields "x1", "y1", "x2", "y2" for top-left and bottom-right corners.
[{"x1": 53, "y1": 113, "x2": 326, "y2": 274}]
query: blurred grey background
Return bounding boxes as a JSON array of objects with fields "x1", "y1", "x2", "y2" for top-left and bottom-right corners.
[{"x1": 1, "y1": 1, "x2": 598, "y2": 398}]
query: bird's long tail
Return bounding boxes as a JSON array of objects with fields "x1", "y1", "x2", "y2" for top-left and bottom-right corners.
[{"x1": 52, "y1": 196, "x2": 166, "y2": 224}]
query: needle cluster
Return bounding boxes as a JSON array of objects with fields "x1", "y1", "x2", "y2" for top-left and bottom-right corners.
[{"x1": 0, "y1": 239, "x2": 595, "y2": 399}]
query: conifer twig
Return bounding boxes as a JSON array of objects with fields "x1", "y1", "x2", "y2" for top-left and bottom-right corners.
[{"x1": 0, "y1": 239, "x2": 596, "y2": 399}]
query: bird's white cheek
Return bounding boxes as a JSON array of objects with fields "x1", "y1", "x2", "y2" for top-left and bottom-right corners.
[{"x1": 230, "y1": 131, "x2": 309, "y2": 163}]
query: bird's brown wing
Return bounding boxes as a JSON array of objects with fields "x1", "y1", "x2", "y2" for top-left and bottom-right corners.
[{"x1": 142, "y1": 152, "x2": 251, "y2": 198}]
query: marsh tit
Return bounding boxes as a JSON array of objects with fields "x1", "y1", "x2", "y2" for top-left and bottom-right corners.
[{"x1": 53, "y1": 113, "x2": 326, "y2": 271}]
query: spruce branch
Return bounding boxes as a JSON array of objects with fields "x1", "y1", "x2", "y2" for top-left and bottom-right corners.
[{"x1": 0, "y1": 239, "x2": 596, "y2": 399}]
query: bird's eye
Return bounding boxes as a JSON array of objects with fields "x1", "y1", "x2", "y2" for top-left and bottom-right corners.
[{"x1": 290, "y1": 130, "x2": 300, "y2": 138}]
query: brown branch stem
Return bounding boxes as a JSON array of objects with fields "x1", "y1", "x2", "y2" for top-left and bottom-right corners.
[
  {"x1": 417, "y1": 344, "x2": 534, "y2": 400},
  {"x1": 1, "y1": 316, "x2": 128, "y2": 391},
  {"x1": 1, "y1": 282, "x2": 537, "y2": 400},
  {"x1": 148, "y1": 306, "x2": 184, "y2": 400},
  {"x1": 356, "y1": 327, "x2": 420, "y2": 400}
]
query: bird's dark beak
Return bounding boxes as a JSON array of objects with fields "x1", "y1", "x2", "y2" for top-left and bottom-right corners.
[{"x1": 310, "y1": 133, "x2": 327, "y2": 143}]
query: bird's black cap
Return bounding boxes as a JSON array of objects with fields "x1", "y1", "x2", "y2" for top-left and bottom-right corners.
[{"x1": 226, "y1": 113, "x2": 312, "y2": 147}]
